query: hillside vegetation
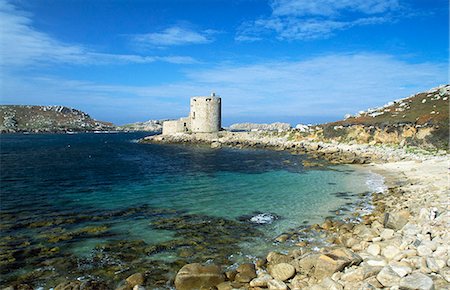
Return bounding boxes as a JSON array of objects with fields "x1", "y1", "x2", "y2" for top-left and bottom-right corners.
[
  {"x1": 318, "y1": 85, "x2": 449, "y2": 150},
  {"x1": 0, "y1": 105, "x2": 114, "y2": 133}
]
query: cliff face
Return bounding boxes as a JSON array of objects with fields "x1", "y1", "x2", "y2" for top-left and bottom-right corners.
[
  {"x1": 316, "y1": 85, "x2": 449, "y2": 150},
  {"x1": 0, "y1": 105, "x2": 115, "y2": 133}
]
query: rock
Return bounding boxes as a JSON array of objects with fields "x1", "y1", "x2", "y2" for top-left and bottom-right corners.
[
  {"x1": 380, "y1": 228, "x2": 395, "y2": 240},
  {"x1": 390, "y1": 261, "x2": 412, "y2": 277},
  {"x1": 330, "y1": 248, "x2": 362, "y2": 266},
  {"x1": 269, "y1": 263, "x2": 296, "y2": 281},
  {"x1": 267, "y1": 279, "x2": 288, "y2": 290},
  {"x1": 376, "y1": 266, "x2": 401, "y2": 287},
  {"x1": 399, "y1": 272, "x2": 434, "y2": 290},
  {"x1": 425, "y1": 257, "x2": 439, "y2": 273},
  {"x1": 249, "y1": 274, "x2": 272, "y2": 287},
  {"x1": 235, "y1": 263, "x2": 257, "y2": 282},
  {"x1": 417, "y1": 245, "x2": 433, "y2": 256},
  {"x1": 320, "y1": 277, "x2": 343, "y2": 290},
  {"x1": 292, "y1": 253, "x2": 320, "y2": 274},
  {"x1": 216, "y1": 282, "x2": 233, "y2": 290},
  {"x1": 174, "y1": 263, "x2": 225, "y2": 290},
  {"x1": 384, "y1": 210, "x2": 410, "y2": 230},
  {"x1": 341, "y1": 265, "x2": 381, "y2": 282},
  {"x1": 367, "y1": 244, "x2": 381, "y2": 256},
  {"x1": 267, "y1": 252, "x2": 293, "y2": 264},
  {"x1": 133, "y1": 286, "x2": 145, "y2": 290},
  {"x1": 210, "y1": 141, "x2": 222, "y2": 149},
  {"x1": 126, "y1": 273, "x2": 145, "y2": 286},
  {"x1": 382, "y1": 245, "x2": 401, "y2": 260},
  {"x1": 314, "y1": 254, "x2": 351, "y2": 279}
]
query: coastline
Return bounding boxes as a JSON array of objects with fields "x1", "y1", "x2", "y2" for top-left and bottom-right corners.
[{"x1": 138, "y1": 132, "x2": 449, "y2": 290}]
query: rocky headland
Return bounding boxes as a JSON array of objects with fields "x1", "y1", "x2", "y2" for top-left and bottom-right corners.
[{"x1": 0, "y1": 105, "x2": 115, "y2": 133}]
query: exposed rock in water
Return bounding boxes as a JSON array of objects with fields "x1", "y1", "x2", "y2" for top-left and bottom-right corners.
[
  {"x1": 0, "y1": 105, "x2": 114, "y2": 133},
  {"x1": 229, "y1": 122, "x2": 291, "y2": 132}
]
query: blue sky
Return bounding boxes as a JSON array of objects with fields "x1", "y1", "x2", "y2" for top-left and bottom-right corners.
[{"x1": 0, "y1": 0, "x2": 448, "y2": 125}]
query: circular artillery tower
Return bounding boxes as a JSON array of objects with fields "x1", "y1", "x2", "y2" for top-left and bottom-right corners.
[{"x1": 190, "y1": 93, "x2": 221, "y2": 133}]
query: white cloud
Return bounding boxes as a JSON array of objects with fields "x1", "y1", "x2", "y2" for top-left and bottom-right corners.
[
  {"x1": 0, "y1": 0, "x2": 196, "y2": 67},
  {"x1": 236, "y1": 0, "x2": 400, "y2": 41},
  {"x1": 2, "y1": 52, "x2": 446, "y2": 124},
  {"x1": 133, "y1": 26, "x2": 216, "y2": 47}
]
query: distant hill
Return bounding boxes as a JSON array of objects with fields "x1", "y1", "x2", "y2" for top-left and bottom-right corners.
[
  {"x1": 0, "y1": 105, "x2": 114, "y2": 133},
  {"x1": 116, "y1": 119, "x2": 166, "y2": 132},
  {"x1": 319, "y1": 85, "x2": 449, "y2": 149}
]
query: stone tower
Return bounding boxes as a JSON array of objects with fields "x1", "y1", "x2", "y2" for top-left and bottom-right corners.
[{"x1": 189, "y1": 93, "x2": 221, "y2": 133}]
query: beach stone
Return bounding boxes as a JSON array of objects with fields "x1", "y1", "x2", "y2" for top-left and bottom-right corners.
[
  {"x1": 174, "y1": 263, "x2": 225, "y2": 290},
  {"x1": 366, "y1": 259, "x2": 387, "y2": 267},
  {"x1": 330, "y1": 248, "x2": 363, "y2": 266},
  {"x1": 292, "y1": 253, "x2": 320, "y2": 274},
  {"x1": 133, "y1": 286, "x2": 145, "y2": 290},
  {"x1": 250, "y1": 274, "x2": 272, "y2": 287},
  {"x1": 216, "y1": 282, "x2": 232, "y2": 290},
  {"x1": 399, "y1": 272, "x2": 434, "y2": 290},
  {"x1": 384, "y1": 210, "x2": 410, "y2": 230},
  {"x1": 390, "y1": 261, "x2": 412, "y2": 277},
  {"x1": 313, "y1": 254, "x2": 351, "y2": 279},
  {"x1": 382, "y1": 245, "x2": 401, "y2": 260},
  {"x1": 267, "y1": 279, "x2": 288, "y2": 290},
  {"x1": 126, "y1": 273, "x2": 145, "y2": 286},
  {"x1": 417, "y1": 245, "x2": 433, "y2": 256},
  {"x1": 376, "y1": 266, "x2": 401, "y2": 287},
  {"x1": 380, "y1": 228, "x2": 395, "y2": 240},
  {"x1": 367, "y1": 244, "x2": 381, "y2": 256},
  {"x1": 267, "y1": 252, "x2": 292, "y2": 264},
  {"x1": 234, "y1": 263, "x2": 257, "y2": 282},
  {"x1": 320, "y1": 277, "x2": 343, "y2": 290},
  {"x1": 425, "y1": 257, "x2": 439, "y2": 272},
  {"x1": 403, "y1": 223, "x2": 421, "y2": 236},
  {"x1": 269, "y1": 263, "x2": 295, "y2": 281}
]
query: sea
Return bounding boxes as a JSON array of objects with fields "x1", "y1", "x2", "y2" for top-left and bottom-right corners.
[{"x1": 0, "y1": 132, "x2": 386, "y2": 288}]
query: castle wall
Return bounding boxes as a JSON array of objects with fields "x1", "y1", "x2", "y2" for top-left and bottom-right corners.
[
  {"x1": 190, "y1": 97, "x2": 221, "y2": 133},
  {"x1": 162, "y1": 117, "x2": 190, "y2": 135}
]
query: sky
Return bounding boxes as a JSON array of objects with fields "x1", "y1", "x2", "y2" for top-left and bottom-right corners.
[{"x1": 0, "y1": 0, "x2": 448, "y2": 125}]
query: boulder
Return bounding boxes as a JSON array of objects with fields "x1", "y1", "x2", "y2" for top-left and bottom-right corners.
[
  {"x1": 399, "y1": 272, "x2": 434, "y2": 290},
  {"x1": 367, "y1": 244, "x2": 381, "y2": 256},
  {"x1": 235, "y1": 263, "x2": 257, "y2": 283},
  {"x1": 329, "y1": 248, "x2": 362, "y2": 266},
  {"x1": 249, "y1": 274, "x2": 273, "y2": 287},
  {"x1": 384, "y1": 210, "x2": 410, "y2": 230},
  {"x1": 267, "y1": 252, "x2": 293, "y2": 264},
  {"x1": 174, "y1": 263, "x2": 225, "y2": 290},
  {"x1": 126, "y1": 273, "x2": 145, "y2": 287},
  {"x1": 269, "y1": 263, "x2": 296, "y2": 281},
  {"x1": 267, "y1": 279, "x2": 288, "y2": 290},
  {"x1": 292, "y1": 253, "x2": 320, "y2": 274},
  {"x1": 320, "y1": 277, "x2": 343, "y2": 290},
  {"x1": 376, "y1": 266, "x2": 401, "y2": 287},
  {"x1": 313, "y1": 254, "x2": 351, "y2": 279},
  {"x1": 382, "y1": 245, "x2": 401, "y2": 260}
]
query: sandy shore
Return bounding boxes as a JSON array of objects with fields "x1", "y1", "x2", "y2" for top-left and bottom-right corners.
[{"x1": 140, "y1": 132, "x2": 449, "y2": 290}]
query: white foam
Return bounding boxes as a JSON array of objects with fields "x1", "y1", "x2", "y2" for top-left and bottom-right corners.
[
  {"x1": 250, "y1": 213, "x2": 277, "y2": 224},
  {"x1": 366, "y1": 172, "x2": 387, "y2": 193}
]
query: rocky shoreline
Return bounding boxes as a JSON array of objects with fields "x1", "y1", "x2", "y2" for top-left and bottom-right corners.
[
  {"x1": 135, "y1": 132, "x2": 449, "y2": 290},
  {"x1": 3, "y1": 132, "x2": 448, "y2": 289}
]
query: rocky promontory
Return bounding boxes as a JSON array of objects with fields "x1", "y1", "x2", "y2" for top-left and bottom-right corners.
[{"x1": 0, "y1": 105, "x2": 114, "y2": 133}]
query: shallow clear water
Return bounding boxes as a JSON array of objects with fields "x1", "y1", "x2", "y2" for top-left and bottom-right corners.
[{"x1": 0, "y1": 132, "x2": 382, "y2": 287}]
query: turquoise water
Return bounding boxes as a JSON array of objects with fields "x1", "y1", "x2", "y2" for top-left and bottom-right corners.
[{"x1": 0, "y1": 132, "x2": 382, "y2": 287}]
